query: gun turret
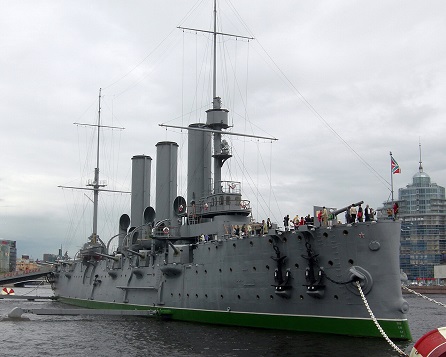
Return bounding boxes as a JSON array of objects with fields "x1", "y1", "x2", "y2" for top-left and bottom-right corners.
[
  {"x1": 331, "y1": 201, "x2": 364, "y2": 217},
  {"x1": 125, "y1": 249, "x2": 147, "y2": 259},
  {"x1": 94, "y1": 252, "x2": 121, "y2": 262}
]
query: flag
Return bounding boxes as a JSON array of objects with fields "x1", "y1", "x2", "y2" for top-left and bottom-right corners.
[{"x1": 391, "y1": 156, "x2": 401, "y2": 174}]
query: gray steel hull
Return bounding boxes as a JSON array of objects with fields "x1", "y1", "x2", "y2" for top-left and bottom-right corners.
[{"x1": 53, "y1": 220, "x2": 411, "y2": 339}]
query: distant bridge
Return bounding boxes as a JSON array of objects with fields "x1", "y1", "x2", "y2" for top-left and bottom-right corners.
[{"x1": 0, "y1": 266, "x2": 54, "y2": 286}]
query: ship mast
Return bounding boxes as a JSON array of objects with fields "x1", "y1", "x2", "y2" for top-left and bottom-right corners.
[
  {"x1": 212, "y1": 0, "x2": 217, "y2": 99},
  {"x1": 90, "y1": 88, "x2": 104, "y2": 238},
  {"x1": 176, "y1": 1, "x2": 258, "y2": 194},
  {"x1": 59, "y1": 88, "x2": 128, "y2": 243}
]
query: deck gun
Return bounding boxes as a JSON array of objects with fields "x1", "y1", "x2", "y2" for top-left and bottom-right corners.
[{"x1": 330, "y1": 201, "x2": 364, "y2": 221}]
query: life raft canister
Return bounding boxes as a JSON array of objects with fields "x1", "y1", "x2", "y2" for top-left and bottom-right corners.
[{"x1": 410, "y1": 327, "x2": 446, "y2": 357}]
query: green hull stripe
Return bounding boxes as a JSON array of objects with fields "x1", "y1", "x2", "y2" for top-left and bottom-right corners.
[{"x1": 58, "y1": 297, "x2": 412, "y2": 340}]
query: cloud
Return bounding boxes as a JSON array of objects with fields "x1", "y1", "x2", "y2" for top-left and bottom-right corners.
[{"x1": 1, "y1": 0, "x2": 446, "y2": 259}]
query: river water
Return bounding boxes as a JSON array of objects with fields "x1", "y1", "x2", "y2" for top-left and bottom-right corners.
[{"x1": 1, "y1": 286, "x2": 445, "y2": 357}]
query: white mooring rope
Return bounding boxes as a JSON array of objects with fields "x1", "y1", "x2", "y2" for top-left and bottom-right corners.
[{"x1": 356, "y1": 281, "x2": 408, "y2": 356}]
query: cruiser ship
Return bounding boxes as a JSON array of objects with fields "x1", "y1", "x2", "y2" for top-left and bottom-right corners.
[{"x1": 50, "y1": 1, "x2": 412, "y2": 340}]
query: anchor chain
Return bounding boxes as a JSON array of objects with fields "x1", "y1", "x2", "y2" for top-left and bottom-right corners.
[
  {"x1": 304, "y1": 237, "x2": 354, "y2": 285},
  {"x1": 356, "y1": 281, "x2": 408, "y2": 356},
  {"x1": 402, "y1": 285, "x2": 446, "y2": 308}
]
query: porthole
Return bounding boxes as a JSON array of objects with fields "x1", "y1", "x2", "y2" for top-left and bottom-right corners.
[
  {"x1": 343, "y1": 230, "x2": 349, "y2": 235},
  {"x1": 328, "y1": 261, "x2": 333, "y2": 266},
  {"x1": 334, "y1": 295, "x2": 339, "y2": 300},
  {"x1": 256, "y1": 295, "x2": 260, "y2": 299},
  {"x1": 237, "y1": 295, "x2": 241, "y2": 299},
  {"x1": 270, "y1": 295, "x2": 274, "y2": 299},
  {"x1": 266, "y1": 265, "x2": 270, "y2": 270},
  {"x1": 299, "y1": 295, "x2": 304, "y2": 300},
  {"x1": 294, "y1": 263, "x2": 299, "y2": 268},
  {"x1": 220, "y1": 295, "x2": 224, "y2": 299},
  {"x1": 253, "y1": 266, "x2": 256, "y2": 271},
  {"x1": 348, "y1": 259, "x2": 354, "y2": 265},
  {"x1": 323, "y1": 232, "x2": 328, "y2": 238}
]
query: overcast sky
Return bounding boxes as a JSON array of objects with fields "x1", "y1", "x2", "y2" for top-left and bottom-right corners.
[{"x1": 1, "y1": 0, "x2": 445, "y2": 260}]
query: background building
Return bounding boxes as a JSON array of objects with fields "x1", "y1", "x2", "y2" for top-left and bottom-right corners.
[
  {"x1": 43, "y1": 253, "x2": 58, "y2": 263},
  {"x1": 397, "y1": 157, "x2": 446, "y2": 281},
  {"x1": 0, "y1": 240, "x2": 17, "y2": 273},
  {"x1": 16, "y1": 255, "x2": 40, "y2": 271}
]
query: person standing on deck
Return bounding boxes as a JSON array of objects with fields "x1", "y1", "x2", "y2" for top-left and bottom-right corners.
[
  {"x1": 364, "y1": 204, "x2": 370, "y2": 221},
  {"x1": 350, "y1": 205, "x2": 357, "y2": 222},
  {"x1": 357, "y1": 204, "x2": 363, "y2": 222},
  {"x1": 393, "y1": 202, "x2": 399, "y2": 220},
  {"x1": 267, "y1": 217, "x2": 272, "y2": 230},
  {"x1": 292, "y1": 214, "x2": 299, "y2": 231},
  {"x1": 283, "y1": 215, "x2": 290, "y2": 231},
  {"x1": 262, "y1": 219, "x2": 268, "y2": 235},
  {"x1": 321, "y1": 207, "x2": 328, "y2": 226}
]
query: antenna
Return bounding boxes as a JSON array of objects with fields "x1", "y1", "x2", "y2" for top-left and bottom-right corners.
[{"x1": 419, "y1": 137, "x2": 423, "y2": 172}]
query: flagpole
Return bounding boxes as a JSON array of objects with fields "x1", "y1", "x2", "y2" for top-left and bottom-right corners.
[{"x1": 390, "y1": 151, "x2": 394, "y2": 203}]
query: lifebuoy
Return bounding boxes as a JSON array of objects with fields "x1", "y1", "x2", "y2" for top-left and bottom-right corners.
[
  {"x1": 204, "y1": 203, "x2": 209, "y2": 210},
  {"x1": 1, "y1": 287, "x2": 15, "y2": 295},
  {"x1": 240, "y1": 202, "x2": 246, "y2": 209},
  {"x1": 179, "y1": 204, "x2": 184, "y2": 212},
  {"x1": 163, "y1": 227, "x2": 170, "y2": 234},
  {"x1": 228, "y1": 183, "x2": 236, "y2": 190},
  {"x1": 410, "y1": 327, "x2": 446, "y2": 357}
]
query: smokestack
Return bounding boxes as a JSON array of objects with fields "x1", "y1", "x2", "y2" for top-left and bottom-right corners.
[
  {"x1": 131, "y1": 155, "x2": 152, "y2": 228},
  {"x1": 155, "y1": 141, "x2": 178, "y2": 224}
]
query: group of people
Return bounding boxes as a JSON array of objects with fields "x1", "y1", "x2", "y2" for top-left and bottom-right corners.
[
  {"x1": 232, "y1": 202, "x2": 383, "y2": 238},
  {"x1": 386, "y1": 202, "x2": 399, "y2": 220},
  {"x1": 345, "y1": 204, "x2": 375, "y2": 223},
  {"x1": 283, "y1": 214, "x2": 315, "y2": 231},
  {"x1": 232, "y1": 218, "x2": 273, "y2": 238}
]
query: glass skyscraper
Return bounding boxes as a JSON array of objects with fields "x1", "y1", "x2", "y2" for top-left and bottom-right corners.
[{"x1": 398, "y1": 157, "x2": 446, "y2": 280}]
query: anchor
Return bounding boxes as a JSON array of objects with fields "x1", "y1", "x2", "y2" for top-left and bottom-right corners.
[
  {"x1": 271, "y1": 245, "x2": 292, "y2": 298},
  {"x1": 302, "y1": 241, "x2": 325, "y2": 298}
]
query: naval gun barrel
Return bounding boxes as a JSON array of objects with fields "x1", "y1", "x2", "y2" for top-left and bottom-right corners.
[
  {"x1": 94, "y1": 252, "x2": 120, "y2": 262},
  {"x1": 167, "y1": 241, "x2": 180, "y2": 255},
  {"x1": 331, "y1": 201, "x2": 364, "y2": 217},
  {"x1": 125, "y1": 249, "x2": 147, "y2": 259}
]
